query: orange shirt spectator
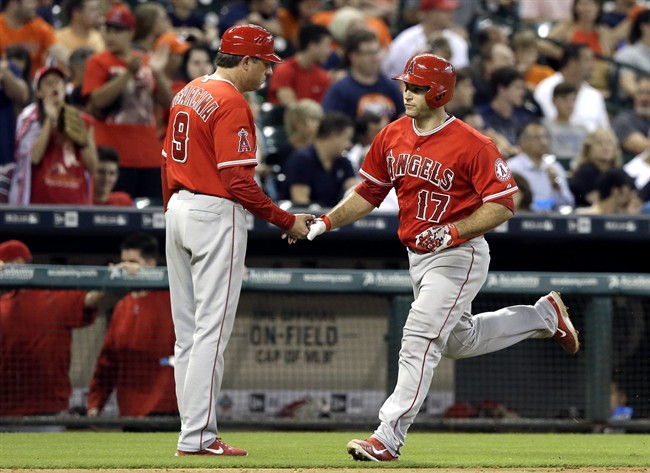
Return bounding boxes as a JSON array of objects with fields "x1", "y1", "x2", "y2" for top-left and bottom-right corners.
[{"x1": 0, "y1": 0, "x2": 57, "y2": 78}]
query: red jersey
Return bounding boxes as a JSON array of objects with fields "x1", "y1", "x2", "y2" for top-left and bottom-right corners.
[
  {"x1": 87, "y1": 291, "x2": 177, "y2": 417},
  {"x1": 162, "y1": 77, "x2": 258, "y2": 200},
  {"x1": 358, "y1": 116, "x2": 518, "y2": 249},
  {"x1": 82, "y1": 50, "x2": 161, "y2": 169},
  {"x1": 266, "y1": 56, "x2": 331, "y2": 104},
  {"x1": 0, "y1": 290, "x2": 95, "y2": 416}
]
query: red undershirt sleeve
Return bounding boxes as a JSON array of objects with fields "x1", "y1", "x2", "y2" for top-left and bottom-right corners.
[{"x1": 220, "y1": 165, "x2": 296, "y2": 231}]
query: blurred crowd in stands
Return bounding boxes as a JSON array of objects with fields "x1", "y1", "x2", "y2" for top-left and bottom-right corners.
[{"x1": 1, "y1": 0, "x2": 649, "y2": 215}]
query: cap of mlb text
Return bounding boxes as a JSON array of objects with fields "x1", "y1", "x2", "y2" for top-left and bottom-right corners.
[
  {"x1": 32, "y1": 65, "x2": 66, "y2": 91},
  {"x1": 420, "y1": 0, "x2": 459, "y2": 11},
  {"x1": 105, "y1": 5, "x2": 135, "y2": 30},
  {"x1": 0, "y1": 240, "x2": 32, "y2": 263}
]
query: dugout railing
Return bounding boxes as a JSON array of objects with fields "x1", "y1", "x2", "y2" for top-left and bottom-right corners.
[{"x1": 1, "y1": 266, "x2": 648, "y2": 433}]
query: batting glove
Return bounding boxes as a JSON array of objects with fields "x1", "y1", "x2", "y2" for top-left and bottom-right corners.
[
  {"x1": 415, "y1": 223, "x2": 459, "y2": 253},
  {"x1": 307, "y1": 215, "x2": 331, "y2": 241}
]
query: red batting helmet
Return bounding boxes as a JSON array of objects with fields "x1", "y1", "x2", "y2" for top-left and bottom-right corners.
[
  {"x1": 393, "y1": 54, "x2": 456, "y2": 108},
  {"x1": 219, "y1": 24, "x2": 283, "y2": 63}
]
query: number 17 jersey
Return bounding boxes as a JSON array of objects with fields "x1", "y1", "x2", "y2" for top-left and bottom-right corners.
[{"x1": 359, "y1": 115, "x2": 518, "y2": 248}]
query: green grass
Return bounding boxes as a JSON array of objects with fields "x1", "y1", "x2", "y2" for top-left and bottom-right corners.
[{"x1": 0, "y1": 431, "x2": 648, "y2": 469}]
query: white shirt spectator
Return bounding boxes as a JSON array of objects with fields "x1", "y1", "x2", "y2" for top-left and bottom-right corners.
[
  {"x1": 382, "y1": 24, "x2": 469, "y2": 79},
  {"x1": 534, "y1": 72, "x2": 609, "y2": 133},
  {"x1": 507, "y1": 152, "x2": 575, "y2": 212}
]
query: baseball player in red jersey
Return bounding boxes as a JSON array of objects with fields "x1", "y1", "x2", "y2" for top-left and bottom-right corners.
[
  {"x1": 307, "y1": 54, "x2": 581, "y2": 462},
  {"x1": 162, "y1": 25, "x2": 314, "y2": 456}
]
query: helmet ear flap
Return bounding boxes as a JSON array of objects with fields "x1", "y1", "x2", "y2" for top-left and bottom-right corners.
[{"x1": 394, "y1": 53, "x2": 456, "y2": 108}]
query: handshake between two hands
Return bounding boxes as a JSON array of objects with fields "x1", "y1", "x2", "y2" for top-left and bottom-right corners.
[
  {"x1": 284, "y1": 215, "x2": 458, "y2": 254},
  {"x1": 282, "y1": 215, "x2": 329, "y2": 244}
]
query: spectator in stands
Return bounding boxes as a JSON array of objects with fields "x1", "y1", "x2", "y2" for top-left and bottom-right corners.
[
  {"x1": 479, "y1": 66, "x2": 536, "y2": 149},
  {"x1": 424, "y1": 32, "x2": 452, "y2": 60},
  {"x1": 266, "y1": 23, "x2": 332, "y2": 105},
  {"x1": 455, "y1": 106, "x2": 518, "y2": 159},
  {"x1": 613, "y1": 9, "x2": 650, "y2": 100},
  {"x1": 446, "y1": 67, "x2": 474, "y2": 116},
  {"x1": 0, "y1": 50, "x2": 30, "y2": 165},
  {"x1": 540, "y1": 0, "x2": 615, "y2": 91},
  {"x1": 277, "y1": 0, "x2": 322, "y2": 49},
  {"x1": 10, "y1": 66, "x2": 98, "y2": 205},
  {"x1": 512, "y1": 171, "x2": 533, "y2": 212},
  {"x1": 347, "y1": 111, "x2": 388, "y2": 173},
  {"x1": 0, "y1": 0, "x2": 65, "y2": 78},
  {"x1": 282, "y1": 112, "x2": 357, "y2": 208},
  {"x1": 87, "y1": 233, "x2": 177, "y2": 418},
  {"x1": 507, "y1": 121, "x2": 575, "y2": 212},
  {"x1": 66, "y1": 46, "x2": 95, "y2": 107},
  {"x1": 93, "y1": 146, "x2": 133, "y2": 206},
  {"x1": 266, "y1": 98, "x2": 324, "y2": 179},
  {"x1": 168, "y1": 0, "x2": 217, "y2": 45},
  {"x1": 382, "y1": 0, "x2": 468, "y2": 79},
  {"x1": 133, "y1": 2, "x2": 173, "y2": 54},
  {"x1": 624, "y1": 147, "x2": 650, "y2": 192},
  {"x1": 574, "y1": 168, "x2": 641, "y2": 215},
  {"x1": 82, "y1": 5, "x2": 172, "y2": 200},
  {"x1": 543, "y1": 81, "x2": 588, "y2": 166},
  {"x1": 511, "y1": 29, "x2": 555, "y2": 89},
  {"x1": 218, "y1": 0, "x2": 282, "y2": 38},
  {"x1": 322, "y1": 29, "x2": 404, "y2": 122},
  {"x1": 469, "y1": 42, "x2": 516, "y2": 107},
  {"x1": 0, "y1": 239, "x2": 107, "y2": 417},
  {"x1": 171, "y1": 42, "x2": 213, "y2": 96},
  {"x1": 312, "y1": 0, "x2": 393, "y2": 51},
  {"x1": 519, "y1": 0, "x2": 572, "y2": 23},
  {"x1": 612, "y1": 75, "x2": 650, "y2": 157},
  {"x1": 4, "y1": 43, "x2": 31, "y2": 81},
  {"x1": 569, "y1": 128, "x2": 624, "y2": 207},
  {"x1": 56, "y1": 0, "x2": 105, "y2": 62},
  {"x1": 534, "y1": 43, "x2": 609, "y2": 133},
  {"x1": 540, "y1": 0, "x2": 615, "y2": 60}
]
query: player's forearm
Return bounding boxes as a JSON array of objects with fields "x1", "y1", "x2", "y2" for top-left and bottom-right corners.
[
  {"x1": 30, "y1": 117, "x2": 55, "y2": 165},
  {"x1": 325, "y1": 191, "x2": 375, "y2": 229},
  {"x1": 453, "y1": 202, "x2": 513, "y2": 240}
]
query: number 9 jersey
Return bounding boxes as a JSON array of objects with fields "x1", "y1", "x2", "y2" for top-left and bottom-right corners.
[
  {"x1": 161, "y1": 76, "x2": 258, "y2": 203},
  {"x1": 357, "y1": 115, "x2": 519, "y2": 249}
]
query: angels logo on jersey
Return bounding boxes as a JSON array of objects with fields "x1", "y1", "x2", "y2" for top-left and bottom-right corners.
[
  {"x1": 237, "y1": 128, "x2": 252, "y2": 153},
  {"x1": 494, "y1": 158, "x2": 512, "y2": 182}
]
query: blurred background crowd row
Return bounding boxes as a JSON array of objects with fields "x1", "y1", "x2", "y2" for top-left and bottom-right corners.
[{"x1": 1, "y1": 0, "x2": 649, "y2": 216}]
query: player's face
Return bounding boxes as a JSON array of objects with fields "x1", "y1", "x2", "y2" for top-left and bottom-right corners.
[
  {"x1": 402, "y1": 82, "x2": 432, "y2": 118},
  {"x1": 246, "y1": 57, "x2": 273, "y2": 91},
  {"x1": 121, "y1": 249, "x2": 156, "y2": 268}
]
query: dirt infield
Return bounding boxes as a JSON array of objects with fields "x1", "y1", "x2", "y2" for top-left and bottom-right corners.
[{"x1": 2, "y1": 468, "x2": 650, "y2": 472}]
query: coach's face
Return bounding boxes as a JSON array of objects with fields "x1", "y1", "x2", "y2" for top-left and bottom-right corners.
[{"x1": 243, "y1": 57, "x2": 273, "y2": 92}]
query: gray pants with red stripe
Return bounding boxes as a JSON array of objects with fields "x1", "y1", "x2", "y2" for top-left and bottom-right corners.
[
  {"x1": 165, "y1": 190, "x2": 247, "y2": 452},
  {"x1": 374, "y1": 236, "x2": 558, "y2": 455}
]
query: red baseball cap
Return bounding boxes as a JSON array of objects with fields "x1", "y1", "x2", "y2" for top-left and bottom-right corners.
[
  {"x1": 105, "y1": 5, "x2": 135, "y2": 30},
  {"x1": 0, "y1": 240, "x2": 32, "y2": 263},
  {"x1": 420, "y1": 0, "x2": 459, "y2": 11},
  {"x1": 33, "y1": 65, "x2": 66, "y2": 91}
]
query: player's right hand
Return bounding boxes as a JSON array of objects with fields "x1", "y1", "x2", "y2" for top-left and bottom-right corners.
[
  {"x1": 282, "y1": 213, "x2": 315, "y2": 244},
  {"x1": 307, "y1": 218, "x2": 327, "y2": 241}
]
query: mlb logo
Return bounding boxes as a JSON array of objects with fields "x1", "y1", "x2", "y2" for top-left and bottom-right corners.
[
  {"x1": 330, "y1": 394, "x2": 347, "y2": 413},
  {"x1": 249, "y1": 393, "x2": 265, "y2": 412}
]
